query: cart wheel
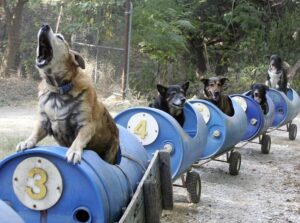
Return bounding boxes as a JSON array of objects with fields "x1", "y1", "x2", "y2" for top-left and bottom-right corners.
[
  {"x1": 261, "y1": 134, "x2": 271, "y2": 154},
  {"x1": 288, "y1": 124, "x2": 297, "y2": 140},
  {"x1": 229, "y1": 152, "x2": 241, "y2": 176},
  {"x1": 186, "y1": 171, "x2": 201, "y2": 203}
]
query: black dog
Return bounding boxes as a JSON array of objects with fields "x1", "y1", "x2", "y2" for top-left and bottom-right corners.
[
  {"x1": 150, "y1": 81, "x2": 189, "y2": 126},
  {"x1": 200, "y1": 77, "x2": 234, "y2": 116},
  {"x1": 265, "y1": 54, "x2": 288, "y2": 94},
  {"x1": 250, "y1": 84, "x2": 269, "y2": 115}
]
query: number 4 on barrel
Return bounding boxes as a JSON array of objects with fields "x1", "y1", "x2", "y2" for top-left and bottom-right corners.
[
  {"x1": 134, "y1": 120, "x2": 148, "y2": 139},
  {"x1": 127, "y1": 113, "x2": 159, "y2": 146}
]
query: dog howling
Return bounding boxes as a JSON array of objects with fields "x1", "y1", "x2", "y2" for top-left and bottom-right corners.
[{"x1": 16, "y1": 24, "x2": 119, "y2": 164}]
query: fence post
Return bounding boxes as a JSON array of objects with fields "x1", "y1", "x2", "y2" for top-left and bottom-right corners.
[{"x1": 122, "y1": 0, "x2": 133, "y2": 100}]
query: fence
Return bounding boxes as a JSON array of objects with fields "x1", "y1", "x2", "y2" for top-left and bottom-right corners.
[{"x1": 0, "y1": 1, "x2": 131, "y2": 98}]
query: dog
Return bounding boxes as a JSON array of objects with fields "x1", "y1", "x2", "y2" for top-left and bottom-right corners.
[
  {"x1": 250, "y1": 84, "x2": 269, "y2": 114},
  {"x1": 200, "y1": 76, "x2": 234, "y2": 116},
  {"x1": 265, "y1": 54, "x2": 288, "y2": 94},
  {"x1": 16, "y1": 24, "x2": 119, "y2": 164},
  {"x1": 149, "y1": 81, "x2": 189, "y2": 126}
]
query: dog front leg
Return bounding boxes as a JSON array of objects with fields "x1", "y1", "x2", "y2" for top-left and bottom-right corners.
[
  {"x1": 66, "y1": 124, "x2": 94, "y2": 164},
  {"x1": 16, "y1": 122, "x2": 48, "y2": 151}
]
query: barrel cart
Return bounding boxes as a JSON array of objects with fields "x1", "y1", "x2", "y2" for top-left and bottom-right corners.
[
  {"x1": 0, "y1": 125, "x2": 152, "y2": 223},
  {"x1": 189, "y1": 98, "x2": 247, "y2": 176},
  {"x1": 115, "y1": 102, "x2": 208, "y2": 203},
  {"x1": 266, "y1": 88, "x2": 300, "y2": 140},
  {"x1": 231, "y1": 93, "x2": 275, "y2": 154}
]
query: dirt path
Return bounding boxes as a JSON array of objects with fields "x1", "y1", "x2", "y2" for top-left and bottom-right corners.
[
  {"x1": 0, "y1": 106, "x2": 37, "y2": 135},
  {"x1": 162, "y1": 116, "x2": 300, "y2": 223},
  {"x1": 0, "y1": 106, "x2": 299, "y2": 222}
]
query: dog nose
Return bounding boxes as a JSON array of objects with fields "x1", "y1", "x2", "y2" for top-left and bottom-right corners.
[
  {"x1": 181, "y1": 97, "x2": 186, "y2": 104},
  {"x1": 214, "y1": 92, "x2": 220, "y2": 97},
  {"x1": 41, "y1": 24, "x2": 50, "y2": 32}
]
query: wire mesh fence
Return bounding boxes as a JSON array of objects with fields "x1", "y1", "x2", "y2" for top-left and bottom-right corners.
[{"x1": 0, "y1": 1, "x2": 128, "y2": 98}]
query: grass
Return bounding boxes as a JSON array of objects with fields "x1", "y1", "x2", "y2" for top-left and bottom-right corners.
[{"x1": 0, "y1": 135, "x2": 57, "y2": 160}]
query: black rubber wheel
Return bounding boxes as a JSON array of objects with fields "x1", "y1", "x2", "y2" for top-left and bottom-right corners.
[
  {"x1": 186, "y1": 171, "x2": 201, "y2": 203},
  {"x1": 288, "y1": 124, "x2": 297, "y2": 140},
  {"x1": 261, "y1": 134, "x2": 271, "y2": 154},
  {"x1": 229, "y1": 152, "x2": 241, "y2": 176}
]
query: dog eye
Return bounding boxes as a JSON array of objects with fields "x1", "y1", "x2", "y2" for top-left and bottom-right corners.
[{"x1": 56, "y1": 34, "x2": 64, "y2": 41}]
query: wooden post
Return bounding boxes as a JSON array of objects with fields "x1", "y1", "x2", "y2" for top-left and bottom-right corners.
[
  {"x1": 159, "y1": 151, "x2": 173, "y2": 210},
  {"x1": 122, "y1": 0, "x2": 132, "y2": 100},
  {"x1": 55, "y1": 4, "x2": 63, "y2": 33},
  {"x1": 143, "y1": 180, "x2": 160, "y2": 223}
]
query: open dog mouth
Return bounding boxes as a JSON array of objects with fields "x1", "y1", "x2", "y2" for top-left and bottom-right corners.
[
  {"x1": 171, "y1": 104, "x2": 184, "y2": 110},
  {"x1": 36, "y1": 26, "x2": 53, "y2": 68}
]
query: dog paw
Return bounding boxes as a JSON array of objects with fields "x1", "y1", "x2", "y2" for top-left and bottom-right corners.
[
  {"x1": 66, "y1": 149, "x2": 82, "y2": 164},
  {"x1": 16, "y1": 140, "x2": 35, "y2": 152}
]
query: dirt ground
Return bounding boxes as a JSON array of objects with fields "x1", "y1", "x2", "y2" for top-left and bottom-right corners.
[
  {"x1": 0, "y1": 78, "x2": 299, "y2": 223},
  {"x1": 161, "y1": 116, "x2": 300, "y2": 223}
]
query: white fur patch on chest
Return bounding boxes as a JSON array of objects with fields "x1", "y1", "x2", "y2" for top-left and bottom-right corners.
[{"x1": 268, "y1": 70, "x2": 282, "y2": 88}]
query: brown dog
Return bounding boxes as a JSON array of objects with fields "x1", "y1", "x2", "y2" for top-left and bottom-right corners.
[
  {"x1": 16, "y1": 24, "x2": 119, "y2": 164},
  {"x1": 200, "y1": 76, "x2": 234, "y2": 116}
]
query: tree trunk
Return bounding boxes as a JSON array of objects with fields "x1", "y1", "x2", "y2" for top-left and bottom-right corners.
[
  {"x1": 288, "y1": 58, "x2": 300, "y2": 79},
  {"x1": 0, "y1": 0, "x2": 28, "y2": 78},
  {"x1": 187, "y1": 35, "x2": 207, "y2": 79}
]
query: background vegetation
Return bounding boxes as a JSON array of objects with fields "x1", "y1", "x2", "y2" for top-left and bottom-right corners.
[{"x1": 0, "y1": 0, "x2": 299, "y2": 100}]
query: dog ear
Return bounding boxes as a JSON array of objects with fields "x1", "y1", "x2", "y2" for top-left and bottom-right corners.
[
  {"x1": 157, "y1": 84, "x2": 168, "y2": 96},
  {"x1": 220, "y1": 77, "x2": 229, "y2": 86},
  {"x1": 181, "y1": 81, "x2": 189, "y2": 93},
  {"x1": 250, "y1": 83, "x2": 257, "y2": 90},
  {"x1": 70, "y1": 50, "x2": 85, "y2": 69},
  {"x1": 200, "y1": 78, "x2": 209, "y2": 86}
]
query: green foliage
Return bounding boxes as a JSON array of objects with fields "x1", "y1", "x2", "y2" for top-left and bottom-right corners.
[
  {"x1": 133, "y1": 0, "x2": 192, "y2": 63},
  {"x1": 1, "y1": 0, "x2": 300, "y2": 94},
  {"x1": 130, "y1": 0, "x2": 300, "y2": 94}
]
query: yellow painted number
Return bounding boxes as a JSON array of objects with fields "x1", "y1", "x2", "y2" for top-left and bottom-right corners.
[
  {"x1": 26, "y1": 168, "x2": 48, "y2": 200},
  {"x1": 134, "y1": 120, "x2": 148, "y2": 139}
]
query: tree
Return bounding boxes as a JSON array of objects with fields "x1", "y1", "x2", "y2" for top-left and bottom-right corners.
[
  {"x1": 0, "y1": 0, "x2": 28, "y2": 77},
  {"x1": 132, "y1": 0, "x2": 194, "y2": 84}
]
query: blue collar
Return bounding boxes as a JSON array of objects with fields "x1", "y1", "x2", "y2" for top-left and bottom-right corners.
[{"x1": 58, "y1": 82, "x2": 73, "y2": 94}]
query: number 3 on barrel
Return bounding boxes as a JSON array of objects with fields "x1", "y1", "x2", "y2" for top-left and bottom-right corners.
[
  {"x1": 13, "y1": 157, "x2": 63, "y2": 210},
  {"x1": 127, "y1": 113, "x2": 159, "y2": 146},
  {"x1": 26, "y1": 167, "x2": 48, "y2": 200}
]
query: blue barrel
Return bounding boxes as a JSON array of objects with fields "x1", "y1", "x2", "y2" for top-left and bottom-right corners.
[
  {"x1": 0, "y1": 125, "x2": 148, "y2": 223},
  {"x1": 189, "y1": 98, "x2": 247, "y2": 159},
  {"x1": 267, "y1": 88, "x2": 300, "y2": 127},
  {"x1": 0, "y1": 200, "x2": 25, "y2": 223},
  {"x1": 231, "y1": 94, "x2": 275, "y2": 141},
  {"x1": 114, "y1": 102, "x2": 208, "y2": 180}
]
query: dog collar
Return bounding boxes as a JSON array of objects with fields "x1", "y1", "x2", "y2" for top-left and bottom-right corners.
[
  {"x1": 58, "y1": 82, "x2": 73, "y2": 94},
  {"x1": 46, "y1": 81, "x2": 73, "y2": 94}
]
